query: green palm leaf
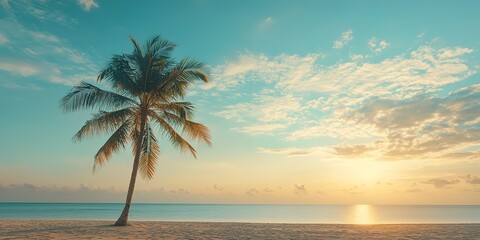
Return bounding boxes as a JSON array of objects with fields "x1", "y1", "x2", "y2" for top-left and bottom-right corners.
[
  {"x1": 74, "y1": 108, "x2": 133, "y2": 142},
  {"x1": 138, "y1": 124, "x2": 160, "y2": 180},
  {"x1": 94, "y1": 120, "x2": 132, "y2": 172},
  {"x1": 60, "y1": 81, "x2": 136, "y2": 112}
]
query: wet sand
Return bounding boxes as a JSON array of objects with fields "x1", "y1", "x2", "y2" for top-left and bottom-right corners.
[{"x1": 1, "y1": 220, "x2": 479, "y2": 239}]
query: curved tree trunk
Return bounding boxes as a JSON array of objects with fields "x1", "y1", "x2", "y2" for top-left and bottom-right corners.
[{"x1": 114, "y1": 113, "x2": 146, "y2": 226}]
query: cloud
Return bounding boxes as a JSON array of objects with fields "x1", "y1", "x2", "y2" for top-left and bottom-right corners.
[
  {"x1": 258, "y1": 16, "x2": 273, "y2": 29},
  {"x1": 422, "y1": 178, "x2": 460, "y2": 188},
  {"x1": 213, "y1": 184, "x2": 224, "y2": 191},
  {"x1": 350, "y1": 54, "x2": 364, "y2": 61},
  {"x1": 441, "y1": 151, "x2": 480, "y2": 159},
  {"x1": 263, "y1": 187, "x2": 274, "y2": 193},
  {"x1": 223, "y1": 54, "x2": 260, "y2": 77},
  {"x1": 77, "y1": 0, "x2": 99, "y2": 11},
  {"x1": 246, "y1": 188, "x2": 260, "y2": 196},
  {"x1": 1, "y1": 0, "x2": 77, "y2": 25},
  {"x1": 0, "y1": 183, "x2": 124, "y2": 202},
  {"x1": 1, "y1": 80, "x2": 43, "y2": 90},
  {"x1": 463, "y1": 175, "x2": 480, "y2": 185},
  {"x1": 342, "y1": 186, "x2": 363, "y2": 195},
  {"x1": 339, "y1": 84, "x2": 480, "y2": 160},
  {"x1": 236, "y1": 123, "x2": 287, "y2": 135},
  {"x1": 0, "y1": 12, "x2": 98, "y2": 87},
  {"x1": 333, "y1": 30, "x2": 353, "y2": 49},
  {"x1": 214, "y1": 94, "x2": 303, "y2": 133},
  {"x1": 258, "y1": 147, "x2": 328, "y2": 157},
  {"x1": 207, "y1": 53, "x2": 320, "y2": 91},
  {"x1": 438, "y1": 48, "x2": 473, "y2": 59},
  {"x1": 210, "y1": 42, "x2": 475, "y2": 163},
  {"x1": 0, "y1": 183, "x2": 197, "y2": 202},
  {"x1": 0, "y1": 33, "x2": 8, "y2": 44},
  {"x1": 169, "y1": 188, "x2": 189, "y2": 194},
  {"x1": 293, "y1": 184, "x2": 307, "y2": 195},
  {"x1": 29, "y1": 31, "x2": 60, "y2": 43},
  {"x1": 333, "y1": 144, "x2": 373, "y2": 156},
  {"x1": 405, "y1": 188, "x2": 422, "y2": 193},
  {"x1": 0, "y1": 62, "x2": 39, "y2": 76},
  {"x1": 1, "y1": 0, "x2": 9, "y2": 9},
  {"x1": 368, "y1": 38, "x2": 389, "y2": 53}
]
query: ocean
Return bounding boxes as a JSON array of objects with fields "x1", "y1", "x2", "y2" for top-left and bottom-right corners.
[{"x1": 1, "y1": 203, "x2": 479, "y2": 224}]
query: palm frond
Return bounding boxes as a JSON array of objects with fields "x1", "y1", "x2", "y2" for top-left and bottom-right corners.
[
  {"x1": 73, "y1": 108, "x2": 133, "y2": 142},
  {"x1": 156, "y1": 110, "x2": 211, "y2": 146},
  {"x1": 94, "y1": 120, "x2": 132, "y2": 172},
  {"x1": 129, "y1": 35, "x2": 144, "y2": 64},
  {"x1": 60, "y1": 82, "x2": 137, "y2": 112},
  {"x1": 151, "y1": 112, "x2": 197, "y2": 158},
  {"x1": 138, "y1": 124, "x2": 160, "y2": 180},
  {"x1": 153, "y1": 102, "x2": 195, "y2": 119},
  {"x1": 153, "y1": 58, "x2": 209, "y2": 100},
  {"x1": 97, "y1": 54, "x2": 141, "y2": 96},
  {"x1": 145, "y1": 35, "x2": 176, "y2": 59},
  {"x1": 182, "y1": 120, "x2": 211, "y2": 146}
]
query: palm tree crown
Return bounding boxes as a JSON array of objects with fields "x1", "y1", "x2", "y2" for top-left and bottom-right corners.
[{"x1": 60, "y1": 35, "x2": 210, "y2": 225}]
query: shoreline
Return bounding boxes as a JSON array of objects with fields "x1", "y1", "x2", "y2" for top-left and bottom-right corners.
[
  {"x1": 2, "y1": 220, "x2": 480, "y2": 239},
  {"x1": 1, "y1": 218, "x2": 480, "y2": 225}
]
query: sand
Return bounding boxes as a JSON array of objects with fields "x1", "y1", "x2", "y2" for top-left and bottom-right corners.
[{"x1": 1, "y1": 220, "x2": 479, "y2": 239}]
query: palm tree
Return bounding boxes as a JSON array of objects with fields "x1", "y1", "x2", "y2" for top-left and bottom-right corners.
[{"x1": 60, "y1": 35, "x2": 211, "y2": 226}]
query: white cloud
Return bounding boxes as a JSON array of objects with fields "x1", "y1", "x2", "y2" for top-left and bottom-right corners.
[
  {"x1": 258, "y1": 147, "x2": 329, "y2": 157},
  {"x1": 259, "y1": 16, "x2": 273, "y2": 29},
  {"x1": 1, "y1": 80, "x2": 42, "y2": 90},
  {"x1": 0, "y1": 33, "x2": 8, "y2": 44},
  {"x1": 0, "y1": 62, "x2": 39, "y2": 76},
  {"x1": 437, "y1": 47, "x2": 473, "y2": 59},
  {"x1": 209, "y1": 53, "x2": 319, "y2": 91},
  {"x1": 236, "y1": 123, "x2": 287, "y2": 135},
  {"x1": 77, "y1": 0, "x2": 99, "y2": 11},
  {"x1": 350, "y1": 54, "x2": 364, "y2": 61},
  {"x1": 0, "y1": 15, "x2": 98, "y2": 87},
  {"x1": 320, "y1": 84, "x2": 480, "y2": 160},
  {"x1": 2, "y1": 0, "x2": 77, "y2": 25},
  {"x1": 287, "y1": 116, "x2": 380, "y2": 141},
  {"x1": 210, "y1": 44, "x2": 476, "y2": 162},
  {"x1": 49, "y1": 73, "x2": 98, "y2": 86},
  {"x1": 223, "y1": 54, "x2": 261, "y2": 76},
  {"x1": 29, "y1": 31, "x2": 59, "y2": 43},
  {"x1": 214, "y1": 94, "x2": 303, "y2": 134},
  {"x1": 368, "y1": 38, "x2": 389, "y2": 53},
  {"x1": 333, "y1": 30, "x2": 353, "y2": 49},
  {"x1": 282, "y1": 45, "x2": 473, "y2": 97}
]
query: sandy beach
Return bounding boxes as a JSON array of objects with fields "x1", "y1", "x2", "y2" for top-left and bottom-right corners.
[{"x1": 0, "y1": 220, "x2": 479, "y2": 239}]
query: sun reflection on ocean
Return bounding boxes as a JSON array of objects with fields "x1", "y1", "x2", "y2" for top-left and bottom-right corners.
[{"x1": 351, "y1": 204, "x2": 375, "y2": 224}]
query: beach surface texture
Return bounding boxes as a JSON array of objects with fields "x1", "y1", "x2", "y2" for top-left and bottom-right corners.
[{"x1": 1, "y1": 220, "x2": 479, "y2": 239}]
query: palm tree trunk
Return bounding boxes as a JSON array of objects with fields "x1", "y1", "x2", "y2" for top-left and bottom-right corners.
[{"x1": 114, "y1": 114, "x2": 146, "y2": 226}]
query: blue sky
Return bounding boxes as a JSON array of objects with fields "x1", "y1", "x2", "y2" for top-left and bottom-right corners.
[{"x1": 0, "y1": 0, "x2": 479, "y2": 204}]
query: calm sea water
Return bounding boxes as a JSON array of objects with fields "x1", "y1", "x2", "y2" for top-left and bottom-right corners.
[{"x1": 0, "y1": 203, "x2": 479, "y2": 224}]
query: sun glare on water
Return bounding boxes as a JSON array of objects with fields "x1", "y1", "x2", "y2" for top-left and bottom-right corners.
[{"x1": 351, "y1": 204, "x2": 376, "y2": 225}]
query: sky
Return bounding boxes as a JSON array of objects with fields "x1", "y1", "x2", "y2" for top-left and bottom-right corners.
[{"x1": 0, "y1": 0, "x2": 479, "y2": 204}]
